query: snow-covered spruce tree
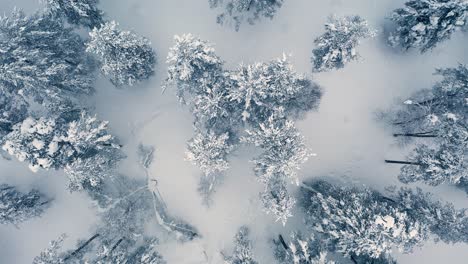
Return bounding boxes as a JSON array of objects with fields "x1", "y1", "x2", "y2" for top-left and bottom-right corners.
[
  {"x1": 41, "y1": 0, "x2": 104, "y2": 29},
  {"x1": 383, "y1": 65, "x2": 468, "y2": 192},
  {"x1": 0, "y1": 9, "x2": 95, "y2": 108},
  {"x1": 166, "y1": 34, "x2": 321, "y2": 223},
  {"x1": 311, "y1": 15, "x2": 376, "y2": 72},
  {"x1": 2, "y1": 111, "x2": 122, "y2": 191},
  {"x1": 298, "y1": 180, "x2": 468, "y2": 260},
  {"x1": 87, "y1": 21, "x2": 156, "y2": 87},
  {"x1": 209, "y1": 0, "x2": 284, "y2": 31},
  {"x1": 0, "y1": 184, "x2": 50, "y2": 225},
  {"x1": 388, "y1": 0, "x2": 468, "y2": 52},
  {"x1": 223, "y1": 226, "x2": 258, "y2": 264}
]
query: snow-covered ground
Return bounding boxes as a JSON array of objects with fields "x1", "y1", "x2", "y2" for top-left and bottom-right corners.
[{"x1": 0, "y1": 0, "x2": 467, "y2": 263}]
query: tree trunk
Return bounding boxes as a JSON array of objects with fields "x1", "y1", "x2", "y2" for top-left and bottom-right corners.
[
  {"x1": 0, "y1": 186, "x2": 14, "y2": 191},
  {"x1": 247, "y1": 0, "x2": 254, "y2": 11},
  {"x1": 110, "y1": 237, "x2": 124, "y2": 253},
  {"x1": 413, "y1": 98, "x2": 436, "y2": 106},
  {"x1": 278, "y1": 234, "x2": 289, "y2": 251},
  {"x1": 350, "y1": 255, "x2": 358, "y2": 264},
  {"x1": 414, "y1": 90, "x2": 460, "y2": 106},
  {"x1": 385, "y1": 160, "x2": 421, "y2": 165},
  {"x1": 39, "y1": 200, "x2": 52, "y2": 206},
  {"x1": 392, "y1": 115, "x2": 425, "y2": 125},
  {"x1": 381, "y1": 196, "x2": 397, "y2": 204},
  {"x1": 393, "y1": 133, "x2": 437, "y2": 138},
  {"x1": 63, "y1": 234, "x2": 100, "y2": 261},
  {"x1": 299, "y1": 182, "x2": 318, "y2": 194}
]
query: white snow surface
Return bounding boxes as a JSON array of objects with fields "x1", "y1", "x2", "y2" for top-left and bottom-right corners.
[{"x1": 0, "y1": 0, "x2": 467, "y2": 263}]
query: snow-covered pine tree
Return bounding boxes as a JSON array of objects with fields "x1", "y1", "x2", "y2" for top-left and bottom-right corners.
[
  {"x1": 273, "y1": 232, "x2": 337, "y2": 264},
  {"x1": 397, "y1": 124, "x2": 466, "y2": 190},
  {"x1": 351, "y1": 255, "x2": 398, "y2": 264},
  {"x1": 59, "y1": 111, "x2": 123, "y2": 192},
  {"x1": 388, "y1": 0, "x2": 468, "y2": 52},
  {"x1": 87, "y1": 21, "x2": 156, "y2": 87},
  {"x1": 229, "y1": 55, "x2": 322, "y2": 124},
  {"x1": 311, "y1": 15, "x2": 376, "y2": 72},
  {"x1": 166, "y1": 34, "x2": 236, "y2": 134},
  {"x1": 396, "y1": 186, "x2": 468, "y2": 244},
  {"x1": 242, "y1": 115, "x2": 310, "y2": 186},
  {"x1": 2, "y1": 111, "x2": 122, "y2": 191},
  {"x1": 0, "y1": 184, "x2": 50, "y2": 225},
  {"x1": 166, "y1": 34, "x2": 321, "y2": 223},
  {"x1": 186, "y1": 130, "x2": 234, "y2": 201},
  {"x1": 0, "y1": 91, "x2": 28, "y2": 142},
  {"x1": 35, "y1": 235, "x2": 166, "y2": 264},
  {"x1": 41, "y1": 0, "x2": 104, "y2": 29},
  {"x1": 298, "y1": 180, "x2": 468, "y2": 260},
  {"x1": 223, "y1": 226, "x2": 258, "y2": 264},
  {"x1": 65, "y1": 149, "x2": 123, "y2": 192},
  {"x1": 97, "y1": 237, "x2": 166, "y2": 264},
  {"x1": 382, "y1": 65, "x2": 468, "y2": 192},
  {"x1": 230, "y1": 58, "x2": 320, "y2": 223},
  {"x1": 383, "y1": 65, "x2": 467, "y2": 139},
  {"x1": 209, "y1": 0, "x2": 284, "y2": 31},
  {"x1": 166, "y1": 34, "x2": 239, "y2": 202},
  {"x1": 0, "y1": 9, "x2": 95, "y2": 108},
  {"x1": 259, "y1": 177, "x2": 296, "y2": 225},
  {"x1": 35, "y1": 175, "x2": 166, "y2": 264},
  {"x1": 241, "y1": 114, "x2": 310, "y2": 225},
  {"x1": 302, "y1": 180, "x2": 427, "y2": 259},
  {"x1": 32, "y1": 234, "x2": 66, "y2": 264},
  {"x1": 274, "y1": 232, "x2": 399, "y2": 264},
  {"x1": 3, "y1": 116, "x2": 62, "y2": 172}
]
